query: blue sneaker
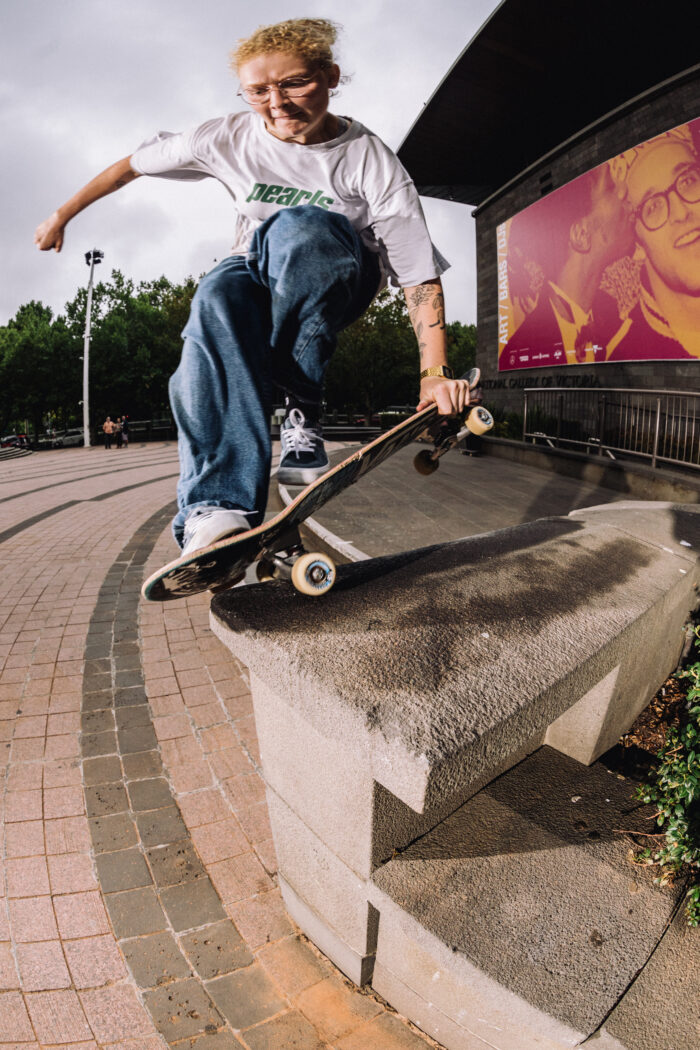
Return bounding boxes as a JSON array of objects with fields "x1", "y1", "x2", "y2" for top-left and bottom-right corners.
[{"x1": 276, "y1": 406, "x2": 329, "y2": 485}]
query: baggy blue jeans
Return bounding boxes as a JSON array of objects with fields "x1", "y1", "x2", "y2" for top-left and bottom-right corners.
[{"x1": 169, "y1": 207, "x2": 381, "y2": 547}]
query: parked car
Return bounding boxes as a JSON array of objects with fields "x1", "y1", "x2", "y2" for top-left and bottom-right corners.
[
  {"x1": 51, "y1": 428, "x2": 84, "y2": 448},
  {"x1": 1, "y1": 433, "x2": 32, "y2": 449}
]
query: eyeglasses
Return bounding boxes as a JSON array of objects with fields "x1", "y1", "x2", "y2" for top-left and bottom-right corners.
[
  {"x1": 237, "y1": 74, "x2": 319, "y2": 106},
  {"x1": 633, "y1": 164, "x2": 700, "y2": 231}
]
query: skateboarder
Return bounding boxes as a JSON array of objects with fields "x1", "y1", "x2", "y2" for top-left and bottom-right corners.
[{"x1": 34, "y1": 17, "x2": 472, "y2": 557}]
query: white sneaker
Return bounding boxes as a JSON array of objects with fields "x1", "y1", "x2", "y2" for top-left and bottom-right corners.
[{"x1": 181, "y1": 507, "x2": 251, "y2": 557}]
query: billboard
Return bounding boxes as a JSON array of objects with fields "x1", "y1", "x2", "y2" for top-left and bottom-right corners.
[{"x1": 497, "y1": 117, "x2": 700, "y2": 370}]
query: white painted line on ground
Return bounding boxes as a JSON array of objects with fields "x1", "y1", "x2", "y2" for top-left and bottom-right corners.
[{"x1": 277, "y1": 481, "x2": 370, "y2": 562}]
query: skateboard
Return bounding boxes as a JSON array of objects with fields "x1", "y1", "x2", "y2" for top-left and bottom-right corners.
[{"x1": 141, "y1": 369, "x2": 493, "y2": 601}]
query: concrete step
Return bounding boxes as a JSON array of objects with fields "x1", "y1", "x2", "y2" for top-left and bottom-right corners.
[{"x1": 370, "y1": 746, "x2": 684, "y2": 1050}]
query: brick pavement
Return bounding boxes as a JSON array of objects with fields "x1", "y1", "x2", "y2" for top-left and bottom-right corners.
[{"x1": 1, "y1": 443, "x2": 438, "y2": 1050}]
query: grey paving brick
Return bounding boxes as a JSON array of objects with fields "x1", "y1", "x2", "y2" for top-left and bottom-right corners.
[
  {"x1": 83, "y1": 672, "x2": 112, "y2": 691},
  {"x1": 114, "y1": 652, "x2": 142, "y2": 671},
  {"x1": 116, "y1": 704, "x2": 152, "y2": 730},
  {"x1": 87, "y1": 621, "x2": 112, "y2": 636},
  {"x1": 85, "y1": 643, "x2": 110, "y2": 660},
  {"x1": 119, "y1": 724, "x2": 158, "y2": 753},
  {"x1": 81, "y1": 710, "x2": 115, "y2": 734},
  {"x1": 114, "y1": 685, "x2": 148, "y2": 707},
  {"x1": 143, "y1": 979, "x2": 224, "y2": 1041},
  {"x1": 114, "y1": 641, "x2": 140, "y2": 658},
  {"x1": 85, "y1": 781, "x2": 129, "y2": 817},
  {"x1": 96, "y1": 847, "x2": 152, "y2": 892},
  {"x1": 123, "y1": 750, "x2": 163, "y2": 779},
  {"x1": 121, "y1": 931, "x2": 191, "y2": 987},
  {"x1": 180, "y1": 920, "x2": 253, "y2": 980},
  {"x1": 84, "y1": 659, "x2": 111, "y2": 674},
  {"x1": 136, "y1": 806, "x2": 188, "y2": 847},
  {"x1": 83, "y1": 755, "x2": 123, "y2": 785},
  {"x1": 105, "y1": 885, "x2": 167, "y2": 937},
  {"x1": 83, "y1": 692, "x2": 114, "y2": 712},
  {"x1": 116, "y1": 669, "x2": 143, "y2": 688},
  {"x1": 82, "y1": 730, "x2": 118, "y2": 757},
  {"x1": 160, "y1": 878, "x2": 227, "y2": 932},
  {"x1": 206, "y1": 964, "x2": 285, "y2": 1030},
  {"x1": 128, "y1": 777, "x2": 172, "y2": 812},
  {"x1": 89, "y1": 812, "x2": 138, "y2": 853},
  {"x1": 147, "y1": 840, "x2": 205, "y2": 887}
]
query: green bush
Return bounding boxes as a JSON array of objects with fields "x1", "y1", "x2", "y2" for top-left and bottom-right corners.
[{"x1": 636, "y1": 626, "x2": 700, "y2": 926}]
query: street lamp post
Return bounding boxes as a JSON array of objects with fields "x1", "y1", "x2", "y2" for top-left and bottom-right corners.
[{"x1": 82, "y1": 249, "x2": 103, "y2": 448}]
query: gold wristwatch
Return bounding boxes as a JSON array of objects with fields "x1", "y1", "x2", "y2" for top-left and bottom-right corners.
[{"x1": 420, "y1": 366, "x2": 454, "y2": 381}]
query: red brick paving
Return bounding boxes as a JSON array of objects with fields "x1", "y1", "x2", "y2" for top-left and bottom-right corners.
[{"x1": 1, "y1": 445, "x2": 437, "y2": 1049}]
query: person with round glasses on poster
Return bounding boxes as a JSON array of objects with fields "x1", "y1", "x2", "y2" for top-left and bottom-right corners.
[
  {"x1": 607, "y1": 121, "x2": 700, "y2": 361},
  {"x1": 34, "y1": 17, "x2": 470, "y2": 558}
]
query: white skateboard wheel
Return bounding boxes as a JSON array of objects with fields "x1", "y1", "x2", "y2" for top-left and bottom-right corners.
[{"x1": 291, "y1": 552, "x2": 336, "y2": 596}]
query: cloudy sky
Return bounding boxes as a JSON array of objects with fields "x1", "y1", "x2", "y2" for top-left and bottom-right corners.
[{"x1": 4, "y1": 0, "x2": 499, "y2": 327}]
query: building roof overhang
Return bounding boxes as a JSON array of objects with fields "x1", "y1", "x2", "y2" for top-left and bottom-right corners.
[{"x1": 398, "y1": 0, "x2": 700, "y2": 208}]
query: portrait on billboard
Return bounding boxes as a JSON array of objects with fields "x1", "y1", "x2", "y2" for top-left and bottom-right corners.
[{"x1": 497, "y1": 116, "x2": 700, "y2": 370}]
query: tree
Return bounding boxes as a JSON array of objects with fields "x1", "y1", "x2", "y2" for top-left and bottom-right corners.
[
  {"x1": 446, "y1": 320, "x2": 477, "y2": 377},
  {"x1": 0, "y1": 301, "x2": 80, "y2": 436},
  {"x1": 62, "y1": 269, "x2": 196, "y2": 423},
  {"x1": 324, "y1": 289, "x2": 417, "y2": 416},
  {"x1": 324, "y1": 290, "x2": 477, "y2": 416}
]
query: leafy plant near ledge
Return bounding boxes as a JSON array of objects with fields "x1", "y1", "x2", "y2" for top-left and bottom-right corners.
[{"x1": 636, "y1": 627, "x2": 700, "y2": 926}]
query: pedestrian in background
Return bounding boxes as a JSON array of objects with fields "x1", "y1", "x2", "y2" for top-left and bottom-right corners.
[{"x1": 102, "y1": 416, "x2": 114, "y2": 450}]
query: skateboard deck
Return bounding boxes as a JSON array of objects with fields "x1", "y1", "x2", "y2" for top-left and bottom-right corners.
[{"x1": 142, "y1": 371, "x2": 493, "y2": 601}]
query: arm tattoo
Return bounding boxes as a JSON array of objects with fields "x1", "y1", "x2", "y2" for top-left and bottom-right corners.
[
  {"x1": 415, "y1": 321, "x2": 426, "y2": 359},
  {"x1": 407, "y1": 284, "x2": 445, "y2": 332},
  {"x1": 428, "y1": 291, "x2": 446, "y2": 330}
]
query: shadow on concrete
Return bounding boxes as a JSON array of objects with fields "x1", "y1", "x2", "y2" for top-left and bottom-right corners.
[
  {"x1": 397, "y1": 747, "x2": 648, "y2": 862},
  {"x1": 213, "y1": 517, "x2": 653, "y2": 648}
]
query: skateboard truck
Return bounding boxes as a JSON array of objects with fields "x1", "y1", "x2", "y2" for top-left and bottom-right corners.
[
  {"x1": 413, "y1": 402, "x2": 494, "y2": 476},
  {"x1": 255, "y1": 527, "x2": 337, "y2": 596}
]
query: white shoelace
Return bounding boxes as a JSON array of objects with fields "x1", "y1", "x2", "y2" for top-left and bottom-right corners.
[{"x1": 280, "y1": 408, "x2": 319, "y2": 457}]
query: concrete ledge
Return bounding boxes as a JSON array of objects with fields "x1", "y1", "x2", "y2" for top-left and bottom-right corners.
[
  {"x1": 210, "y1": 502, "x2": 700, "y2": 1048},
  {"x1": 211, "y1": 506, "x2": 699, "y2": 814}
]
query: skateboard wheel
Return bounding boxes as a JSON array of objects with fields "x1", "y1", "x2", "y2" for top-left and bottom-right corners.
[
  {"x1": 291, "y1": 552, "x2": 336, "y2": 596},
  {"x1": 465, "y1": 405, "x2": 494, "y2": 436},
  {"x1": 414, "y1": 449, "x2": 439, "y2": 475},
  {"x1": 256, "y1": 559, "x2": 275, "y2": 583}
]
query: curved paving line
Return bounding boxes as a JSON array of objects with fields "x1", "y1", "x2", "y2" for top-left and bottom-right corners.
[
  {"x1": 0, "y1": 473, "x2": 179, "y2": 545},
  {"x1": 0, "y1": 454, "x2": 178, "y2": 505},
  {"x1": 81, "y1": 501, "x2": 266, "y2": 1047}
]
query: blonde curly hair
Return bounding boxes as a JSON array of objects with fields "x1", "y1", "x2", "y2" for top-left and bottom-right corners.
[{"x1": 230, "y1": 18, "x2": 340, "y2": 74}]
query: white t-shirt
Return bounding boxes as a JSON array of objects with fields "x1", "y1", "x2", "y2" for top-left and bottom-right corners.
[{"x1": 130, "y1": 111, "x2": 449, "y2": 289}]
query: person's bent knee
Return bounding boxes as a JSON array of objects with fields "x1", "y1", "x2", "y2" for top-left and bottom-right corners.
[{"x1": 263, "y1": 205, "x2": 353, "y2": 247}]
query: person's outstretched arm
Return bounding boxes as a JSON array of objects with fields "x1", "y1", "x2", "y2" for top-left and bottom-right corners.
[
  {"x1": 404, "y1": 278, "x2": 472, "y2": 414},
  {"x1": 34, "y1": 155, "x2": 141, "y2": 252}
]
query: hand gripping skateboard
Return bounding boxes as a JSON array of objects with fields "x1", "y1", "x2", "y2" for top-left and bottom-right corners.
[{"x1": 142, "y1": 368, "x2": 493, "y2": 601}]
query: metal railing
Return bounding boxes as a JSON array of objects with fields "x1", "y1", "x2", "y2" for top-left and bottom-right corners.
[{"x1": 522, "y1": 388, "x2": 700, "y2": 471}]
